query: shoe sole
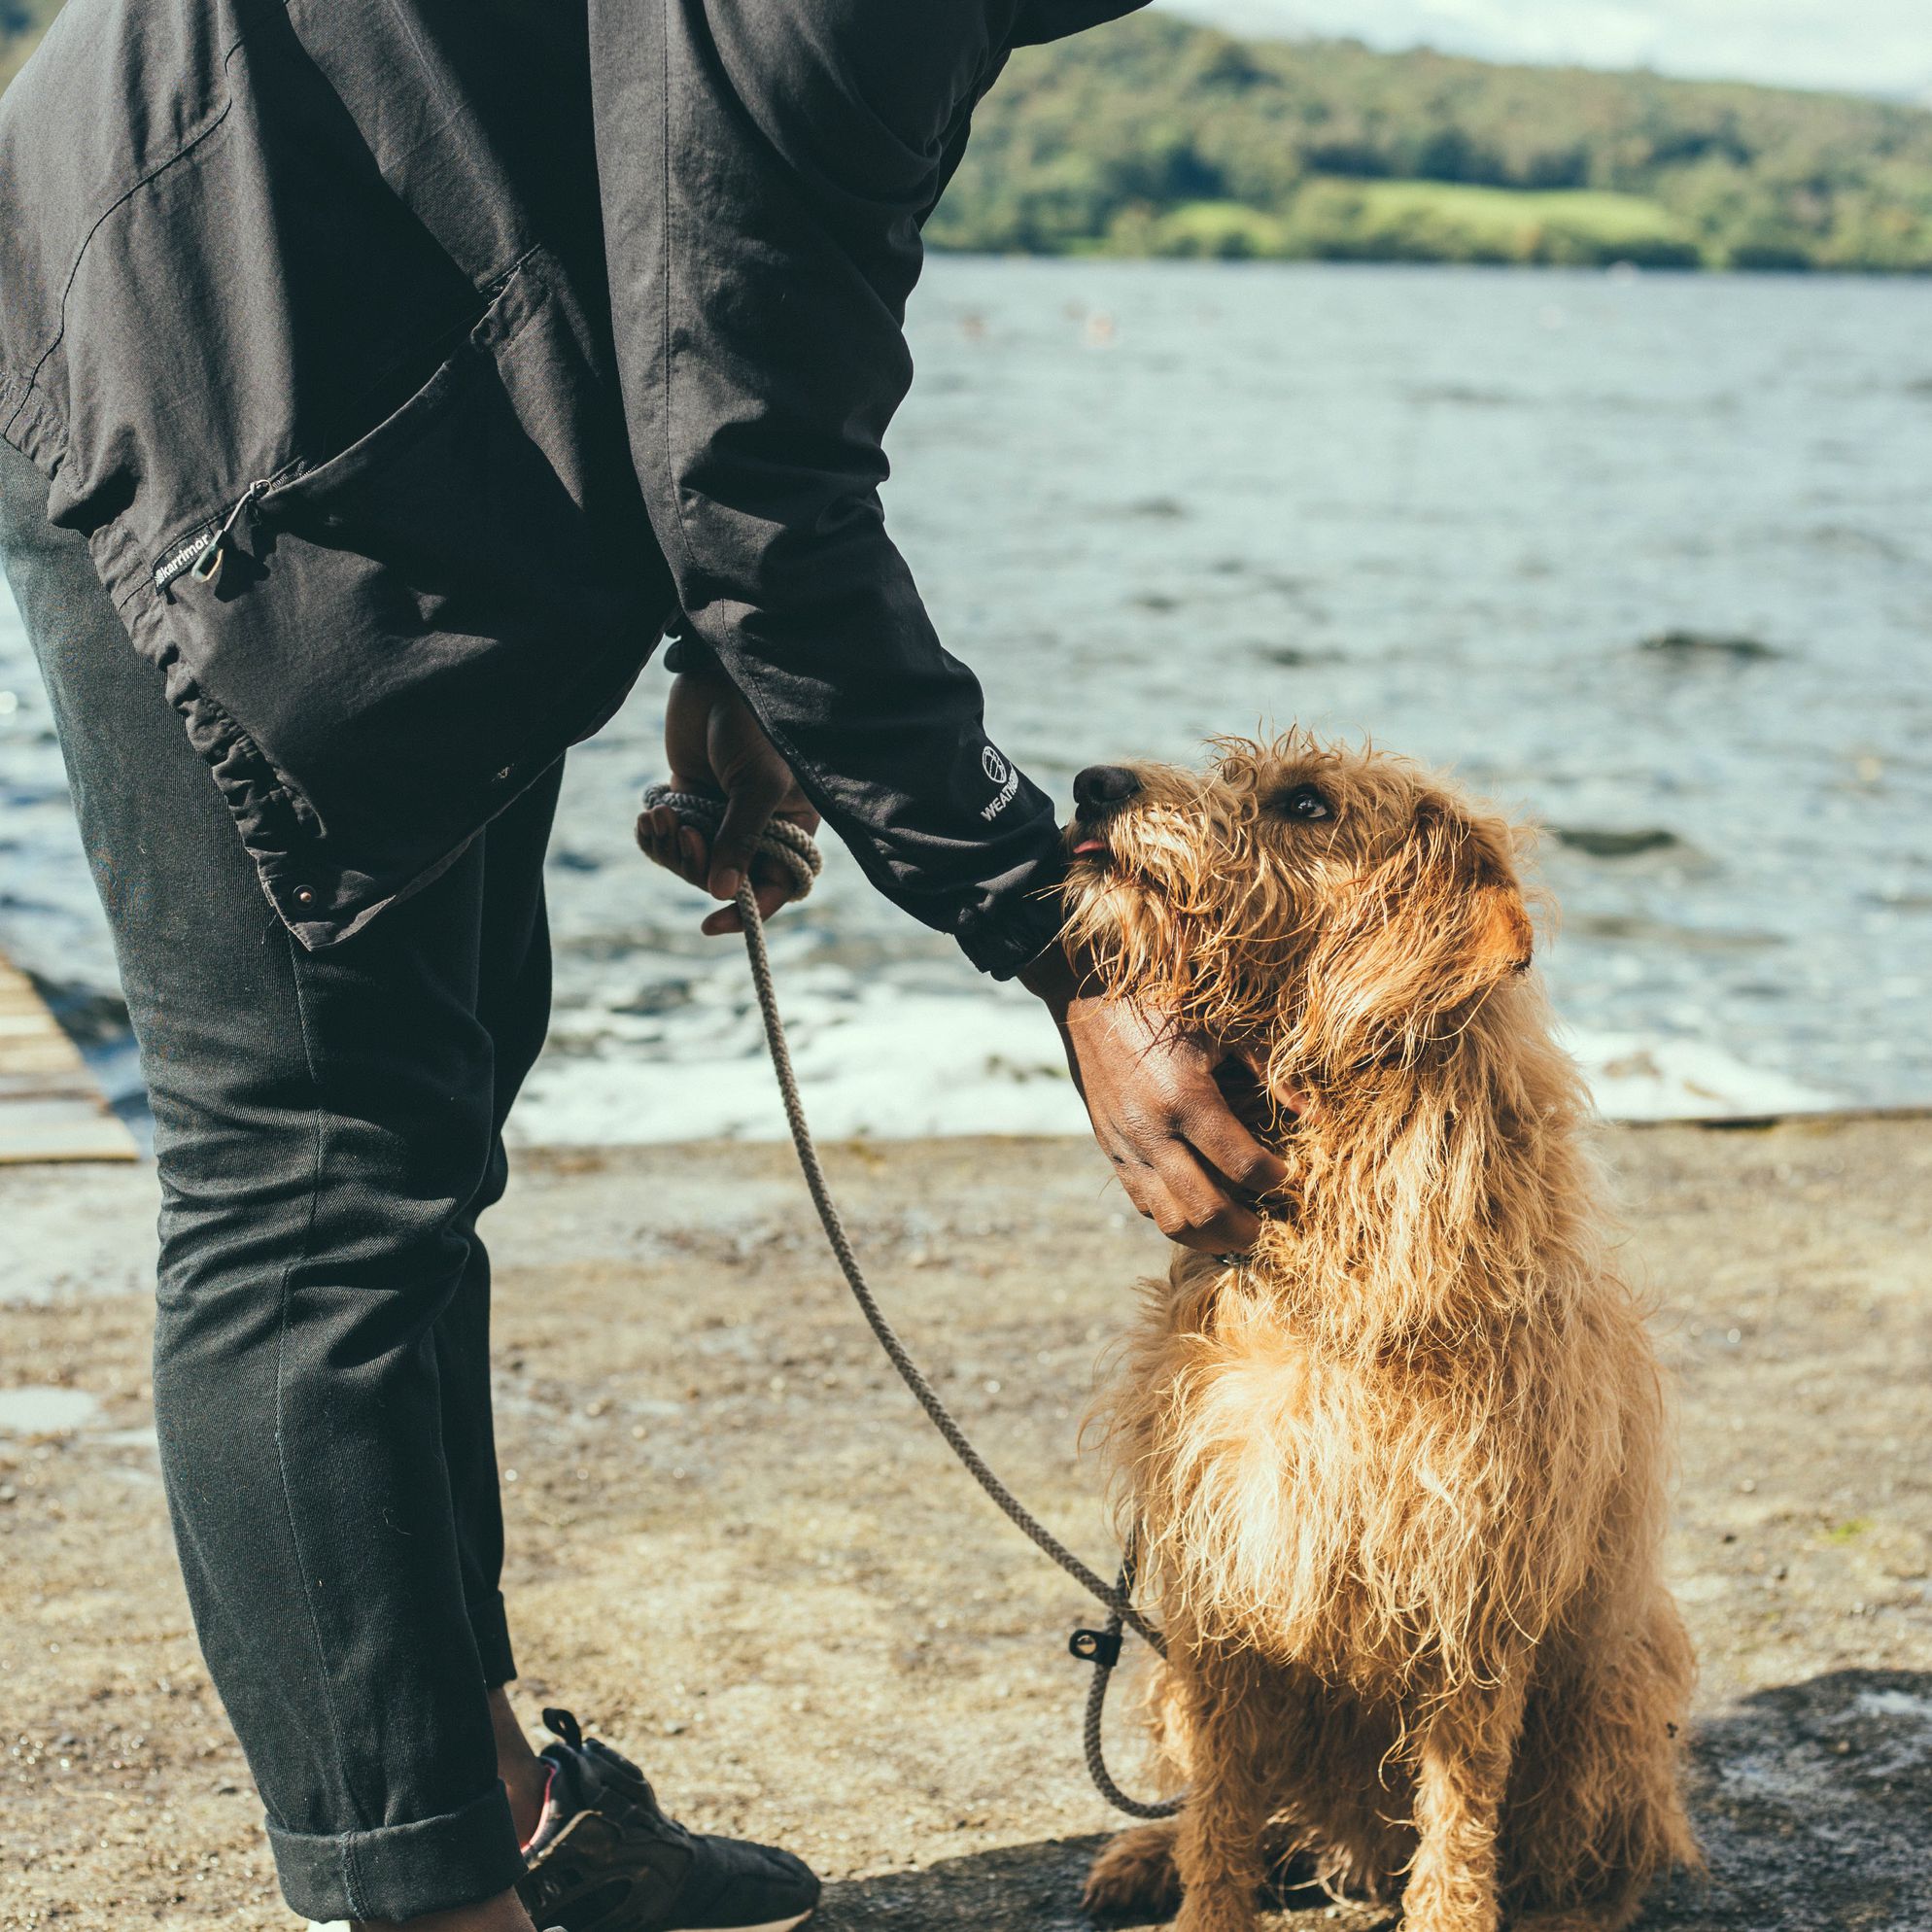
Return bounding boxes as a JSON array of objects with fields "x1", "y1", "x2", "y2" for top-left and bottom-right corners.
[
  {"x1": 683, "y1": 1909, "x2": 811, "y2": 1924},
  {"x1": 672, "y1": 1909, "x2": 814, "y2": 1924},
  {"x1": 524, "y1": 1793, "x2": 818, "y2": 1932},
  {"x1": 666, "y1": 1914, "x2": 814, "y2": 1932},
  {"x1": 538, "y1": 1918, "x2": 811, "y2": 1932}
]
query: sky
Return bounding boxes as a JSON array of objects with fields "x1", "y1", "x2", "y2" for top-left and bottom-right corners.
[{"x1": 1158, "y1": 2, "x2": 1932, "y2": 99}]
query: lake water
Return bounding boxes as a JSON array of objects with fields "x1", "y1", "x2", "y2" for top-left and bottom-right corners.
[{"x1": 4, "y1": 259, "x2": 1929, "y2": 1145}]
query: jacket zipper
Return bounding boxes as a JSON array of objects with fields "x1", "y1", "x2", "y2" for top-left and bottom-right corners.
[{"x1": 184, "y1": 476, "x2": 273, "y2": 590}]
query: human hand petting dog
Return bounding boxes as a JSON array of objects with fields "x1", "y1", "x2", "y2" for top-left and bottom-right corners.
[
  {"x1": 1018, "y1": 946, "x2": 1288, "y2": 1255},
  {"x1": 635, "y1": 665, "x2": 821, "y2": 936},
  {"x1": 638, "y1": 671, "x2": 1282, "y2": 1251}
]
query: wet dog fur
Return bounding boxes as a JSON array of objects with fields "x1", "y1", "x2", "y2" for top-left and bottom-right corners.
[{"x1": 1065, "y1": 735, "x2": 1698, "y2": 1932}]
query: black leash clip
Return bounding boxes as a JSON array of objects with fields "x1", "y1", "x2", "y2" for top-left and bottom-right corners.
[{"x1": 1069, "y1": 1626, "x2": 1122, "y2": 1668}]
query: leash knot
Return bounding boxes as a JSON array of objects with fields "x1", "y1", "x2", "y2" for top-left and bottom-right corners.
[{"x1": 639, "y1": 782, "x2": 824, "y2": 904}]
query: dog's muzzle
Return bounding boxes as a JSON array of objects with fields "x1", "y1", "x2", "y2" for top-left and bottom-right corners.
[{"x1": 1072, "y1": 765, "x2": 1142, "y2": 811}]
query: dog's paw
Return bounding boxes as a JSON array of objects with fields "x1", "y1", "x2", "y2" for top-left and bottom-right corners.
[{"x1": 1085, "y1": 1822, "x2": 1184, "y2": 1923}]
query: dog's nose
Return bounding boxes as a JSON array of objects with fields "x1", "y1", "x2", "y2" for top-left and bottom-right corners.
[{"x1": 1072, "y1": 765, "x2": 1143, "y2": 811}]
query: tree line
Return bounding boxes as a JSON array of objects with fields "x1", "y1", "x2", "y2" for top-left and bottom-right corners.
[{"x1": 932, "y1": 14, "x2": 1932, "y2": 271}]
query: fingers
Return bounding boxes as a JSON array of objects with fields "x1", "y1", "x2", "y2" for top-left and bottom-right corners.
[
  {"x1": 638, "y1": 818, "x2": 799, "y2": 939},
  {"x1": 1138, "y1": 1032, "x2": 1287, "y2": 1205},
  {"x1": 1110, "y1": 1135, "x2": 1263, "y2": 1255},
  {"x1": 1113, "y1": 1127, "x2": 1259, "y2": 1252},
  {"x1": 699, "y1": 865, "x2": 796, "y2": 936},
  {"x1": 1058, "y1": 997, "x2": 1289, "y2": 1254},
  {"x1": 707, "y1": 792, "x2": 770, "y2": 900},
  {"x1": 1184, "y1": 1100, "x2": 1289, "y2": 1196},
  {"x1": 669, "y1": 671, "x2": 816, "y2": 906},
  {"x1": 635, "y1": 805, "x2": 709, "y2": 888}
]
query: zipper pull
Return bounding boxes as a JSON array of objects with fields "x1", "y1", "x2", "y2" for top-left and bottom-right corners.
[{"x1": 190, "y1": 477, "x2": 272, "y2": 589}]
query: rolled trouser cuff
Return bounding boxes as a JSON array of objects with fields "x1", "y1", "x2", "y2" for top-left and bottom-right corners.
[
  {"x1": 469, "y1": 1589, "x2": 517, "y2": 1688},
  {"x1": 267, "y1": 1779, "x2": 524, "y2": 1922}
]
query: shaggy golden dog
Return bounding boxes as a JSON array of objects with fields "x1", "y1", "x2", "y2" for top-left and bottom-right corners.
[{"x1": 1065, "y1": 736, "x2": 1697, "y2": 1932}]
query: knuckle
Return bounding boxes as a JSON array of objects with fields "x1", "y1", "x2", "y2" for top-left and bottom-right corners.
[
  {"x1": 1234, "y1": 1147, "x2": 1275, "y2": 1187},
  {"x1": 1193, "y1": 1170, "x2": 1233, "y2": 1211},
  {"x1": 1158, "y1": 1144, "x2": 1215, "y2": 1197},
  {"x1": 1179, "y1": 1199, "x2": 1221, "y2": 1237},
  {"x1": 1150, "y1": 1070, "x2": 1189, "y2": 1116}
]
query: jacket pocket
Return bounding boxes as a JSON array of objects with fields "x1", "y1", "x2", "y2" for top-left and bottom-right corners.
[{"x1": 152, "y1": 246, "x2": 667, "y2": 894}]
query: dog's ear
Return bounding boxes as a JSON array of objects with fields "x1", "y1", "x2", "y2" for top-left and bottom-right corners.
[
  {"x1": 1456, "y1": 805, "x2": 1534, "y2": 983},
  {"x1": 1304, "y1": 800, "x2": 1532, "y2": 1062},
  {"x1": 1469, "y1": 877, "x2": 1535, "y2": 980}
]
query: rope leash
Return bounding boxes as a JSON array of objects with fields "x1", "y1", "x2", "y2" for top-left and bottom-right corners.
[
  {"x1": 641, "y1": 785, "x2": 1181, "y2": 1820},
  {"x1": 1076, "y1": 1535, "x2": 1184, "y2": 1819}
]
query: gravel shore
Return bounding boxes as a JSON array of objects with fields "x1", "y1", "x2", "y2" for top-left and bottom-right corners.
[{"x1": 3, "y1": 1118, "x2": 1928, "y2": 1930}]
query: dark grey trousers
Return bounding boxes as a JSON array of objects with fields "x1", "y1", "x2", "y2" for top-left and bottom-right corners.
[{"x1": 0, "y1": 438, "x2": 559, "y2": 1921}]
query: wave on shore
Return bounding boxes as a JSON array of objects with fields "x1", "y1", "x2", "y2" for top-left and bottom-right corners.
[{"x1": 505, "y1": 987, "x2": 1839, "y2": 1147}]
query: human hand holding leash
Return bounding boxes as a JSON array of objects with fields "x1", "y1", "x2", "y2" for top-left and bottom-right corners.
[
  {"x1": 636, "y1": 665, "x2": 820, "y2": 934},
  {"x1": 1019, "y1": 946, "x2": 1289, "y2": 1255}
]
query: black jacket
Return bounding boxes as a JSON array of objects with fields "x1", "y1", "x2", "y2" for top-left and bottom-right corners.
[{"x1": 0, "y1": 0, "x2": 1143, "y2": 975}]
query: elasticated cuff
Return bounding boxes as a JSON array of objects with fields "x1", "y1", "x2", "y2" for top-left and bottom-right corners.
[
  {"x1": 266, "y1": 1779, "x2": 524, "y2": 1923},
  {"x1": 468, "y1": 1589, "x2": 518, "y2": 1688},
  {"x1": 958, "y1": 858, "x2": 1071, "y2": 981}
]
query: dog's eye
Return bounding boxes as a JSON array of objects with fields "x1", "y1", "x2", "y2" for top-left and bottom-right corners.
[{"x1": 1275, "y1": 784, "x2": 1334, "y2": 822}]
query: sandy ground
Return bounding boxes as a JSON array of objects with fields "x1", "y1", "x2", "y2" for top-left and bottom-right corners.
[{"x1": 3, "y1": 1117, "x2": 1928, "y2": 1930}]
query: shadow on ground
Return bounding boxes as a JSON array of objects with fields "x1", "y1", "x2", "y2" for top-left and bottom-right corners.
[
  {"x1": 819, "y1": 1833, "x2": 1358, "y2": 1929},
  {"x1": 1641, "y1": 1668, "x2": 1932, "y2": 1932},
  {"x1": 818, "y1": 1835, "x2": 1111, "y2": 1931},
  {"x1": 819, "y1": 1672, "x2": 1932, "y2": 1931}
]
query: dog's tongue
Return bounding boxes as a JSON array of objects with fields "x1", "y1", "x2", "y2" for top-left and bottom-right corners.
[{"x1": 1072, "y1": 838, "x2": 1108, "y2": 857}]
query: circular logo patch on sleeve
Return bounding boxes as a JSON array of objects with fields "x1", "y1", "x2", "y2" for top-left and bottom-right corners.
[{"x1": 980, "y1": 743, "x2": 1019, "y2": 820}]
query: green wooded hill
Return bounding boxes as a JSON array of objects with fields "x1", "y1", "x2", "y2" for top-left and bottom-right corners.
[
  {"x1": 6, "y1": 4, "x2": 1929, "y2": 270},
  {"x1": 938, "y1": 15, "x2": 1932, "y2": 271}
]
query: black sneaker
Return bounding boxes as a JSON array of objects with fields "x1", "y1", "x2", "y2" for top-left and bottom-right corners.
[{"x1": 516, "y1": 1708, "x2": 819, "y2": 1932}]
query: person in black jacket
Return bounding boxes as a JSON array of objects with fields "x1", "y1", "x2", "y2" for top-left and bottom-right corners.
[{"x1": 0, "y1": 4, "x2": 1283, "y2": 1928}]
